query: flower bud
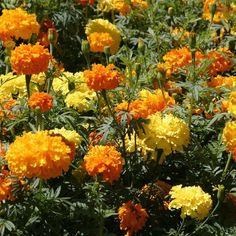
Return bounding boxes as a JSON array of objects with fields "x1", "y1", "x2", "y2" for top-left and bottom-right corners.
[
  {"x1": 48, "y1": 28, "x2": 57, "y2": 45},
  {"x1": 135, "y1": 63, "x2": 141, "y2": 79},
  {"x1": 138, "y1": 38, "x2": 145, "y2": 54},
  {"x1": 81, "y1": 40, "x2": 90, "y2": 55},
  {"x1": 168, "y1": 7, "x2": 174, "y2": 16},
  {"x1": 104, "y1": 46, "x2": 111, "y2": 56},
  {"x1": 217, "y1": 185, "x2": 225, "y2": 202}
]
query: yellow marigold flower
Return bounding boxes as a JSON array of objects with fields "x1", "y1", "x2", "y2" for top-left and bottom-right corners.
[
  {"x1": 168, "y1": 185, "x2": 212, "y2": 220},
  {"x1": 85, "y1": 19, "x2": 121, "y2": 54},
  {"x1": 49, "y1": 127, "x2": 82, "y2": 147},
  {"x1": 118, "y1": 201, "x2": 148, "y2": 236},
  {"x1": 202, "y1": 0, "x2": 235, "y2": 23},
  {"x1": 0, "y1": 8, "x2": 40, "y2": 42},
  {"x1": 10, "y1": 43, "x2": 52, "y2": 75},
  {"x1": 227, "y1": 91, "x2": 236, "y2": 117},
  {"x1": 31, "y1": 73, "x2": 47, "y2": 86},
  {"x1": 206, "y1": 48, "x2": 234, "y2": 76},
  {"x1": 132, "y1": 0, "x2": 148, "y2": 9},
  {"x1": 87, "y1": 32, "x2": 114, "y2": 53},
  {"x1": 84, "y1": 64, "x2": 123, "y2": 91},
  {"x1": 97, "y1": 0, "x2": 115, "y2": 12},
  {"x1": 0, "y1": 73, "x2": 39, "y2": 98},
  {"x1": 65, "y1": 91, "x2": 96, "y2": 112},
  {"x1": 137, "y1": 113, "x2": 189, "y2": 163},
  {"x1": 28, "y1": 92, "x2": 53, "y2": 112},
  {"x1": 171, "y1": 27, "x2": 191, "y2": 40},
  {"x1": 116, "y1": 89, "x2": 175, "y2": 120},
  {"x1": 84, "y1": 145, "x2": 123, "y2": 183},
  {"x1": 5, "y1": 131, "x2": 74, "y2": 179},
  {"x1": 223, "y1": 121, "x2": 236, "y2": 152},
  {"x1": 0, "y1": 97, "x2": 16, "y2": 121},
  {"x1": 208, "y1": 75, "x2": 236, "y2": 88}
]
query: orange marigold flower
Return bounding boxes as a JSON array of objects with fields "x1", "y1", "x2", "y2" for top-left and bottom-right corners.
[
  {"x1": 208, "y1": 75, "x2": 236, "y2": 88},
  {"x1": 84, "y1": 64, "x2": 123, "y2": 91},
  {"x1": 206, "y1": 48, "x2": 234, "y2": 76},
  {"x1": 115, "y1": 89, "x2": 175, "y2": 120},
  {"x1": 28, "y1": 92, "x2": 53, "y2": 112},
  {"x1": 5, "y1": 131, "x2": 75, "y2": 179},
  {"x1": 0, "y1": 169, "x2": 14, "y2": 201},
  {"x1": 87, "y1": 32, "x2": 114, "y2": 53},
  {"x1": 84, "y1": 145, "x2": 123, "y2": 183},
  {"x1": 158, "y1": 47, "x2": 204, "y2": 76},
  {"x1": 113, "y1": 0, "x2": 132, "y2": 15},
  {"x1": 0, "y1": 8, "x2": 40, "y2": 42},
  {"x1": 10, "y1": 43, "x2": 52, "y2": 75},
  {"x1": 118, "y1": 201, "x2": 148, "y2": 236}
]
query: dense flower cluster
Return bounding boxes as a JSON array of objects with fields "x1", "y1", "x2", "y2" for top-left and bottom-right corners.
[
  {"x1": 168, "y1": 185, "x2": 212, "y2": 220},
  {"x1": 49, "y1": 128, "x2": 82, "y2": 147},
  {"x1": 0, "y1": 8, "x2": 40, "y2": 42},
  {"x1": 28, "y1": 92, "x2": 53, "y2": 112},
  {"x1": 53, "y1": 72, "x2": 97, "y2": 112},
  {"x1": 84, "y1": 145, "x2": 123, "y2": 183},
  {"x1": 84, "y1": 64, "x2": 123, "y2": 91},
  {"x1": 118, "y1": 201, "x2": 148, "y2": 236},
  {"x1": 115, "y1": 89, "x2": 175, "y2": 120},
  {"x1": 10, "y1": 43, "x2": 52, "y2": 75},
  {"x1": 5, "y1": 131, "x2": 74, "y2": 179},
  {"x1": 85, "y1": 19, "x2": 121, "y2": 54}
]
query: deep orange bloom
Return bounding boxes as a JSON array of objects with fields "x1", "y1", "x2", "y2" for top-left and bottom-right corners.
[
  {"x1": 28, "y1": 92, "x2": 53, "y2": 112},
  {"x1": 118, "y1": 201, "x2": 148, "y2": 236},
  {"x1": 84, "y1": 145, "x2": 123, "y2": 183},
  {"x1": 84, "y1": 64, "x2": 123, "y2": 91},
  {"x1": 206, "y1": 48, "x2": 234, "y2": 76},
  {"x1": 10, "y1": 43, "x2": 52, "y2": 75},
  {"x1": 0, "y1": 169, "x2": 14, "y2": 201},
  {"x1": 79, "y1": 0, "x2": 95, "y2": 7},
  {"x1": 115, "y1": 89, "x2": 175, "y2": 120},
  {"x1": 208, "y1": 75, "x2": 236, "y2": 88},
  {"x1": 87, "y1": 32, "x2": 114, "y2": 53},
  {"x1": 0, "y1": 8, "x2": 40, "y2": 42},
  {"x1": 5, "y1": 131, "x2": 75, "y2": 179}
]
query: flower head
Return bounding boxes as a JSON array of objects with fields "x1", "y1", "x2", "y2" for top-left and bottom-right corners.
[
  {"x1": 0, "y1": 8, "x2": 39, "y2": 42},
  {"x1": 223, "y1": 121, "x2": 236, "y2": 153},
  {"x1": 115, "y1": 89, "x2": 175, "y2": 120},
  {"x1": 208, "y1": 75, "x2": 236, "y2": 88},
  {"x1": 118, "y1": 201, "x2": 148, "y2": 236},
  {"x1": 84, "y1": 145, "x2": 123, "y2": 183},
  {"x1": 49, "y1": 128, "x2": 82, "y2": 147},
  {"x1": 85, "y1": 19, "x2": 121, "y2": 54},
  {"x1": 28, "y1": 92, "x2": 53, "y2": 112},
  {"x1": 10, "y1": 43, "x2": 52, "y2": 75},
  {"x1": 84, "y1": 64, "x2": 123, "y2": 91},
  {"x1": 5, "y1": 131, "x2": 74, "y2": 179},
  {"x1": 168, "y1": 185, "x2": 212, "y2": 220}
]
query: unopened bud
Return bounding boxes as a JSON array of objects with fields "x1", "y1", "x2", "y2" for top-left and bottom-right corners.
[
  {"x1": 138, "y1": 38, "x2": 145, "y2": 54},
  {"x1": 48, "y1": 28, "x2": 57, "y2": 45},
  {"x1": 168, "y1": 7, "x2": 174, "y2": 16},
  {"x1": 217, "y1": 185, "x2": 225, "y2": 202},
  {"x1": 104, "y1": 46, "x2": 110, "y2": 56},
  {"x1": 135, "y1": 63, "x2": 141, "y2": 78}
]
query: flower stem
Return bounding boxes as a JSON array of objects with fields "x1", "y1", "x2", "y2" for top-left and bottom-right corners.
[
  {"x1": 221, "y1": 153, "x2": 231, "y2": 181},
  {"x1": 25, "y1": 74, "x2": 32, "y2": 98}
]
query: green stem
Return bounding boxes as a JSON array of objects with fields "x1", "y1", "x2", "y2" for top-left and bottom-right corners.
[
  {"x1": 36, "y1": 111, "x2": 43, "y2": 131},
  {"x1": 221, "y1": 153, "x2": 231, "y2": 181},
  {"x1": 25, "y1": 74, "x2": 32, "y2": 98},
  {"x1": 191, "y1": 201, "x2": 220, "y2": 235},
  {"x1": 176, "y1": 218, "x2": 185, "y2": 236}
]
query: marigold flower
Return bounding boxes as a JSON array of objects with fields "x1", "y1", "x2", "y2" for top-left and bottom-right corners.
[
  {"x1": 84, "y1": 145, "x2": 123, "y2": 183},
  {"x1": 115, "y1": 89, "x2": 175, "y2": 120},
  {"x1": 0, "y1": 8, "x2": 40, "y2": 42},
  {"x1": 97, "y1": 0, "x2": 115, "y2": 12},
  {"x1": 87, "y1": 32, "x2": 114, "y2": 53},
  {"x1": 208, "y1": 75, "x2": 236, "y2": 88},
  {"x1": 85, "y1": 19, "x2": 121, "y2": 54},
  {"x1": 158, "y1": 47, "x2": 204, "y2": 77},
  {"x1": 227, "y1": 91, "x2": 236, "y2": 117},
  {"x1": 206, "y1": 48, "x2": 234, "y2": 76},
  {"x1": 168, "y1": 185, "x2": 212, "y2": 220},
  {"x1": 5, "y1": 131, "x2": 74, "y2": 179},
  {"x1": 223, "y1": 121, "x2": 236, "y2": 153},
  {"x1": 126, "y1": 113, "x2": 190, "y2": 163},
  {"x1": 118, "y1": 201, "x2": 148, "y2": 236},
  {"x1": 28, "y1": 92, "x2": 53, "y2": 112},
  {"x1": 79, "y1": 0, "x2": 95, "y2": 7},
  {"x1": 10, "y1": 43, "x2": 52, "y2": 75},
  {"x1": 84, "y1": 64, "x2": 123, "y2": 91},
  {"x1": 202, "y1": 0, "x2": 236, "y2": 23},
  {"x1": 0, "y1": 97, "x2": 16, "y2": 121},
  {"x1": 113, "y1": 0, "x2": 132, "y2": 15},
  {"x1": 0, "y1": 173, "x2": 14, "y2": 201},
  {"x1": 49, "y1": 128, "x2": 82, "y2": 147}
]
